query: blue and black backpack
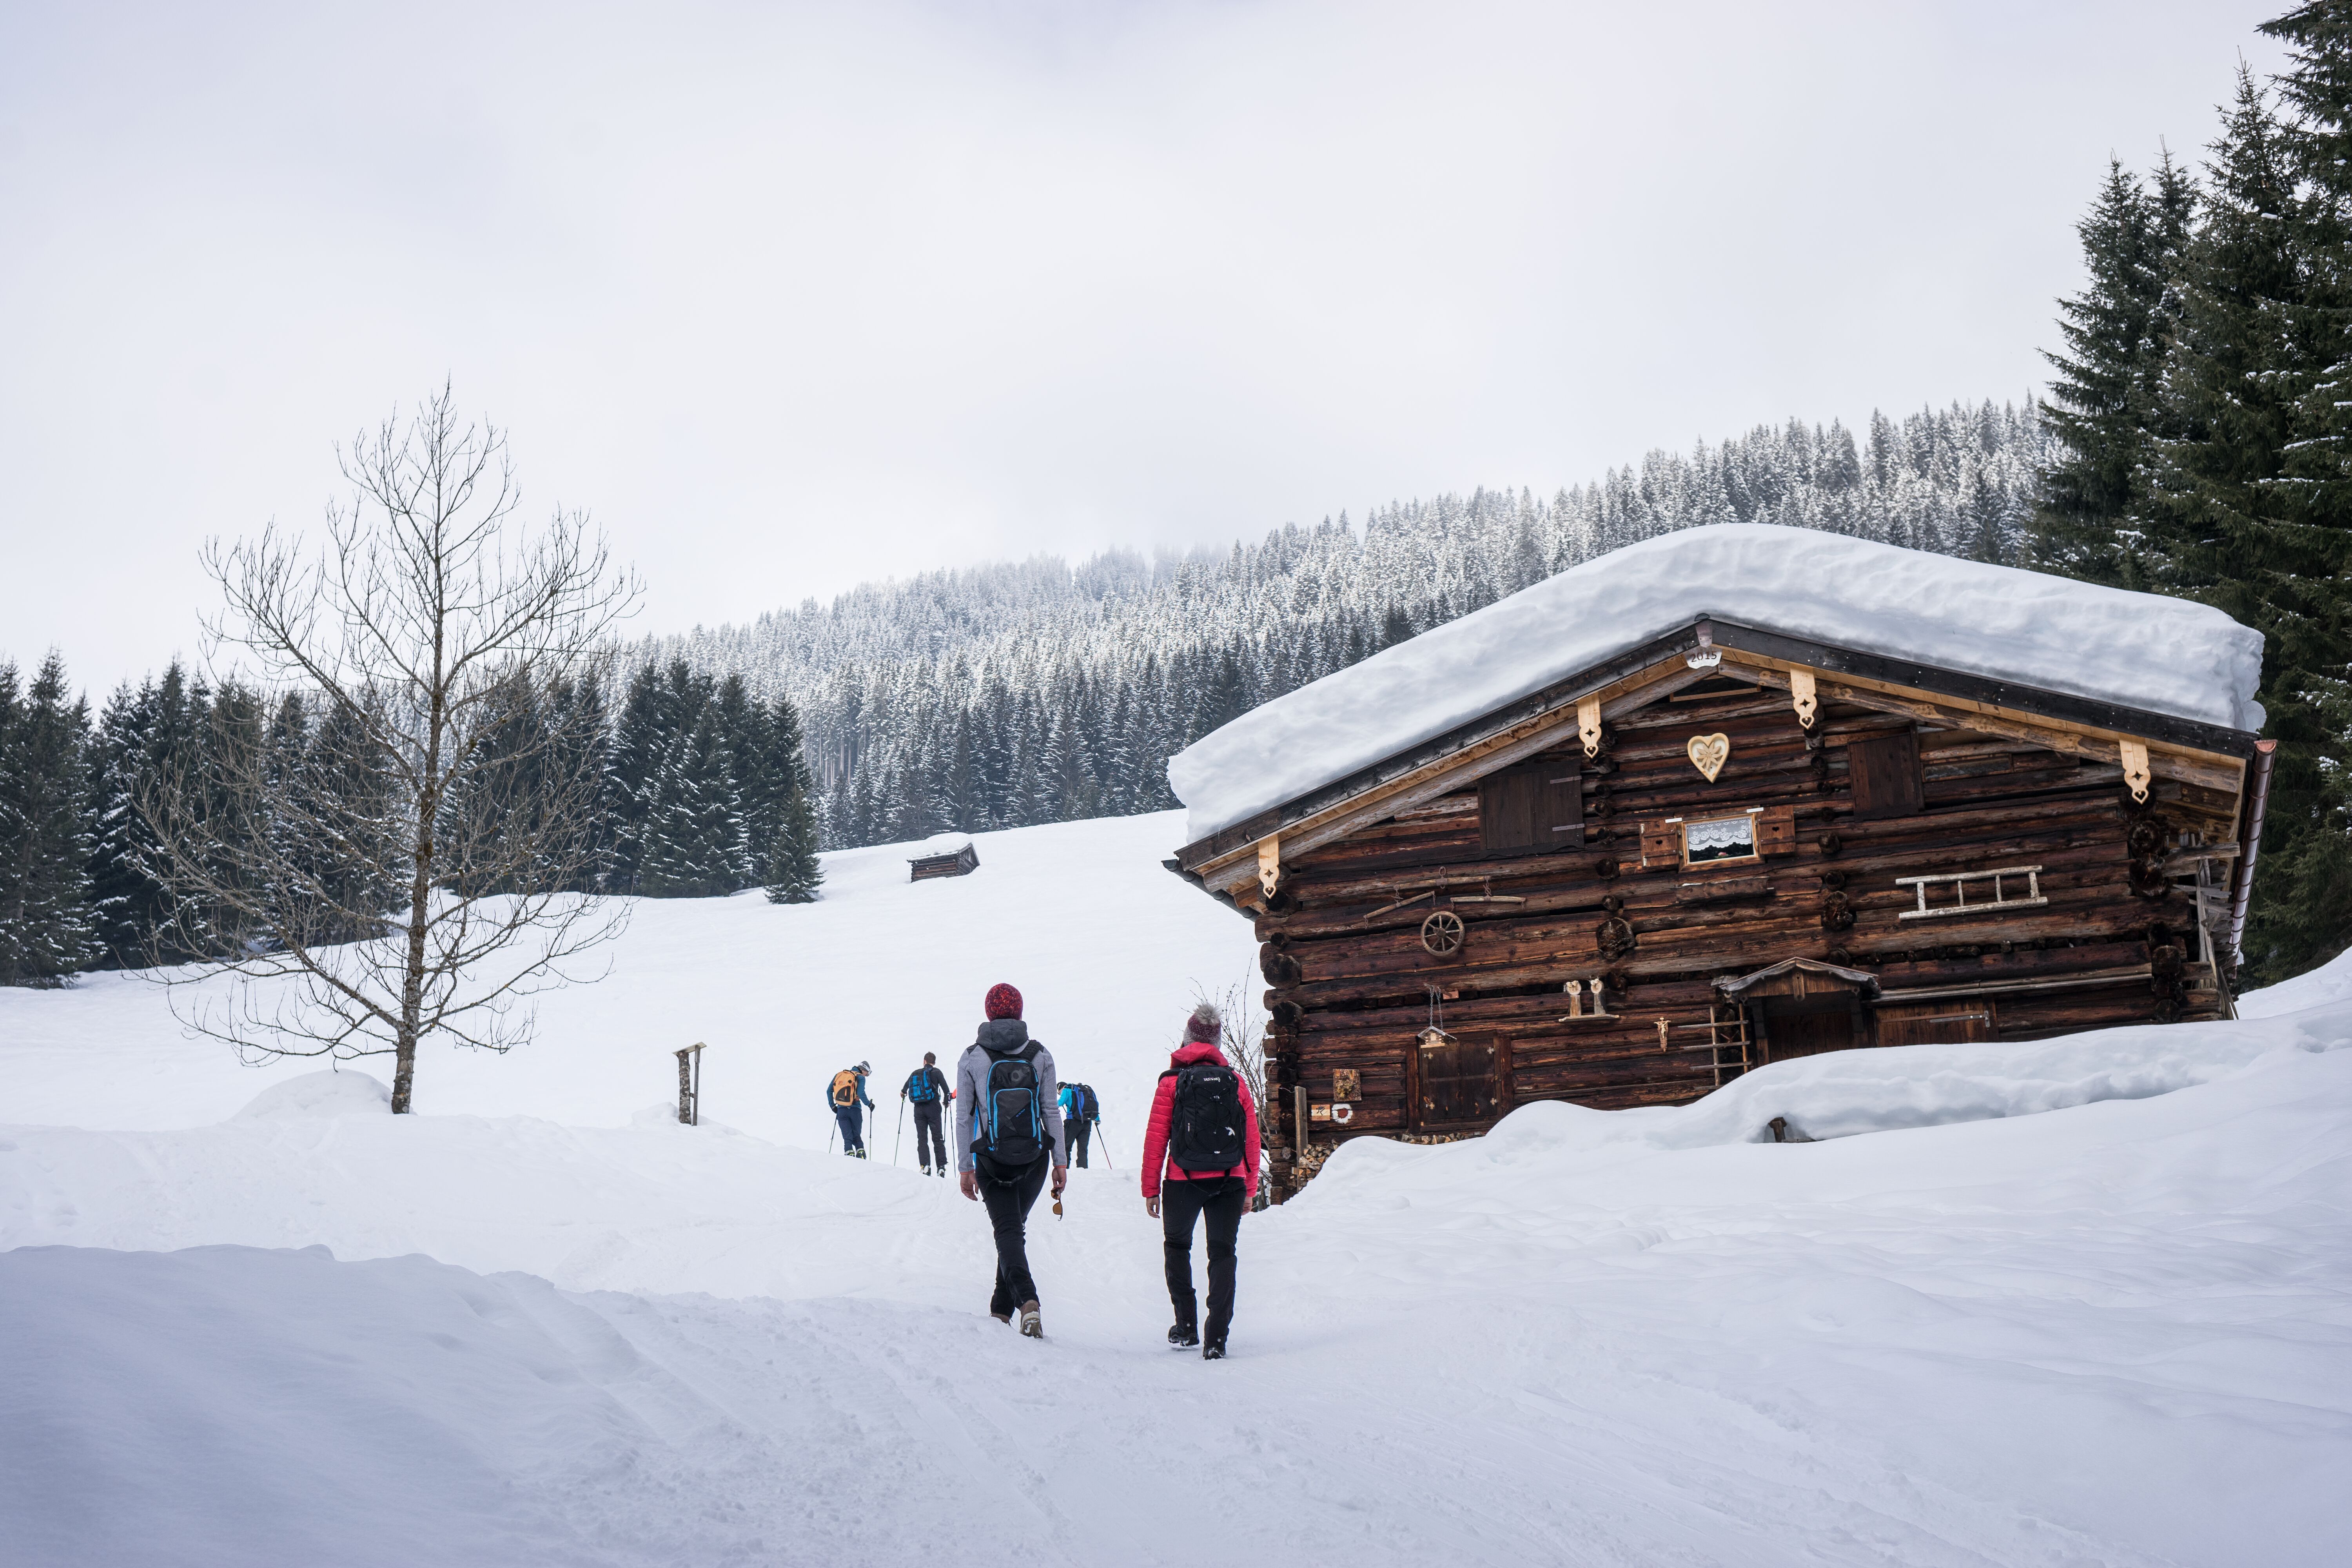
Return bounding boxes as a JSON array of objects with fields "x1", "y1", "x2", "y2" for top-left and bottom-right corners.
[
  {"x1": 971, "y1": 1042, "x2": 1046, "y2": 1176},
  {"x1": 906, "y1": 1067, "x2": 938, "y2": 1103}
]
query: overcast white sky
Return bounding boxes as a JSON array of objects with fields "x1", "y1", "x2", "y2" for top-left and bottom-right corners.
[{"x1": 0, "y1": 0, "x2": 2292, "y2": 692}]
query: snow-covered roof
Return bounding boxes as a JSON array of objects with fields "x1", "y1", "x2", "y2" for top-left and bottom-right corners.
[{"x1": 1167, "y1": 523, "x2": 2265, "y2": 843}]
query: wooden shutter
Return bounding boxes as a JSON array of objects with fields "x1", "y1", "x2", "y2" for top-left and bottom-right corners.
[
  {"x1": 1539, "y1": 766, "x2": 1584, "y2": 851},
  {"x1": 1754, "y1": 804, "x2": 1796, "y2": 856},
  {"x1": 1416, "y1": 1035, "x2": 1500, "y2": 1124},
  {"x1": 1480, "y1": 763, "x2": 1583, "y2": 857},
  {"x1": 1479, "y1": 768, "x2": 1540, "y2": 855},
  {"x1": 1848, "y1": 731, "x2": 1924, "y2": 820},
  {"x1": 1639, "y1": 820, "x2": 1678, "y2": 868}
]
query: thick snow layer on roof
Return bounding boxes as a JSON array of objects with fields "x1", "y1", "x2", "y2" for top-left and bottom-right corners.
[{"x1": 1168, "y1": 523, "x2": 2265, "y2": 841}]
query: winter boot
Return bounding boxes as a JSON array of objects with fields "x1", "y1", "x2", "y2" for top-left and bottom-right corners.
[
  {"x1": 1202, "y1": 1337, "x2": 1227, "y2": 1361},
  {"x1": 992, "y1": 1310, "x2": 1012, "y2": 1325},
  {"x1": 1168, "y1": 1321, "x2": 1200, "y2": 1348},
  {"x1": 1018, "y1": 1301, "x2": 1043, "y2": 1339}
]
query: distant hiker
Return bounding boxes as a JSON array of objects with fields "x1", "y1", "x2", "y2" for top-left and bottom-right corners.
[
  {"x1": 903, "y1": 1051, "x2": 954, "y2": 1176},
  {"x1": 1057, "y1": 1080, "x2": 1101, "y2": 1168},
  {"x1": 1142, "y1": 1002, "x2": 1260, "y2": 1360},
  {"x1": 955, "y1": 982, "x2": 1067, "y2": 1338},
  {"x1": 829, "y1": 1061, "x2": 874, "y2": 1158}
]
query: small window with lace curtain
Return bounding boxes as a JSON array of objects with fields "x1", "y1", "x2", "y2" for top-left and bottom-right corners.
[{"x1": 1683, "y1": 814, "x2": 1757, "y2": 866}]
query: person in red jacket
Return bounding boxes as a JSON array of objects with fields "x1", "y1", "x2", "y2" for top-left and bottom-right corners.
[{"x1": 1141, "y1": 1001, "x2": 1261, "y2": 1359}]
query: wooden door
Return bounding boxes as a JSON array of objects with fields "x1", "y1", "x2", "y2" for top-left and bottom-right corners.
[
  {"x1": 1757, "y1": 1002, "x2": 1862, "y2": 1063},
  {"x1": 1415, "y1": 1034, "x2": 1502, "y2": 1126}
]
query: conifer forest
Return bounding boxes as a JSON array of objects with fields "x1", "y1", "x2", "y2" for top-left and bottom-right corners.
[{"x1": 2, "y1": 11, "x2": 2348, "y2": 992}]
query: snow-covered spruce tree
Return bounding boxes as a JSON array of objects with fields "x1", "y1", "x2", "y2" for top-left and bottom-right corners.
[
  {"x1": 142, "y1": 386, "x2": 640, "y2": 1114},
  {"x1": 2231, "y1": 5, "x2": 2352, "y2": 980},
  {"x1": 85, "y1": 662, "x2": 211, "y2": 967},
  {"x1": 2035, "y1": 153, "x2": 2197, "y2": 585},
  {"x1": 2140, "y1": 66, "x2": 2348, "y2": 984},
  {"x1": 0, "y1": 654, "x2": 100, "y2": 987},
  {"x1": 761, "y1": 782, "x2": 824, "y2": 904}
]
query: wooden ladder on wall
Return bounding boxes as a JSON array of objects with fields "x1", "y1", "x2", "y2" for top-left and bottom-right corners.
[{"x1": 1652, "y1": 1006, "x2": 1753, "y2": 1088}]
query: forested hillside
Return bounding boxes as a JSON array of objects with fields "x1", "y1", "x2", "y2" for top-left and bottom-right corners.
[
  {"x1": 0, "y1": 402, "x2": 2044, "y2": 985},
  {"x1": 641, "y1": 401, "x2": 2049, "y2": 851}
]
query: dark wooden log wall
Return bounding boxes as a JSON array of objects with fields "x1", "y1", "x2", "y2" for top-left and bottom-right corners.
[{"x1": 1257, "y1": 678, "x2": 2239, "y2": 1196}]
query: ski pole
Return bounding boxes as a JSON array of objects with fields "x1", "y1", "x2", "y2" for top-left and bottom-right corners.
[
  {"x1": 1097, "y1": 1123, "x2": 1113, "y2": 1171},
  {"x1": 895, "y1": 1097, "x2": 906, "y2": 1166}
]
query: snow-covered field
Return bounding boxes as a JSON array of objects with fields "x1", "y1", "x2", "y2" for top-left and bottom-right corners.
[{"x1": 5, "y1": 811, "x2": 2351, "y2": 1566}]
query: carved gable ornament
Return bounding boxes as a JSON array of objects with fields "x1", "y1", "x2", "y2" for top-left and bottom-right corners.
[{"x1": 1687, "y1": 732, "x2": 1730, "y2": 783}]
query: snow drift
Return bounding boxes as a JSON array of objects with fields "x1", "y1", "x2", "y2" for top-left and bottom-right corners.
[
  {"x1": 1167, "y1": 522, "x2": 2265, "y2": 839},
  {"x1": 1450, "y1": 996, "x2": 2352, "y2": 1155}
]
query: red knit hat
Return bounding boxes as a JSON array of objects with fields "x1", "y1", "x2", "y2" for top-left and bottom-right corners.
[{"x1": 984, "y1": 982, "x2": 1024, "y2": 1020}]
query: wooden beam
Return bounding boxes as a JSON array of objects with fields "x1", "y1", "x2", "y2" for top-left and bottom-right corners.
[{"x1": 1730, "y1": 657, "x2": 2243, "y2": 793}]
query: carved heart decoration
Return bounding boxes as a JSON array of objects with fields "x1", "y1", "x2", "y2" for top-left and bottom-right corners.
[{"x1": 1687, "y1": 732, "x2": 1730, "y2": 782}]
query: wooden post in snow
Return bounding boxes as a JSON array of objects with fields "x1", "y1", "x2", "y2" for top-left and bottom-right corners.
[{"x1": 676, "y1": 1042, "x2": 705, "y2": 1126}]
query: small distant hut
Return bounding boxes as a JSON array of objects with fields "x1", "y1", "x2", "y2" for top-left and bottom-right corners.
[
  {"x1": 1161, "y1": 525, "x2": 2275, "y2": 1201},
  {"x1": 908, "y1": 838, "x2": 980, "y2": 882}
]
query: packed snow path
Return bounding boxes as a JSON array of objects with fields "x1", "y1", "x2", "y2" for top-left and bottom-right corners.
[{"x1": 4, "y1": 817, "x2": 2350, "y2": 1566}]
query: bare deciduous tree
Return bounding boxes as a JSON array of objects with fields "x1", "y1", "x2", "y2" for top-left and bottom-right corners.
[{"x1": 145, "y1": 386, "x2": 641, "y2": 1112}]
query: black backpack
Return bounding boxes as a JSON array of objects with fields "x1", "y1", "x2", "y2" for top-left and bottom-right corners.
[
  {"x1": 1069, "y1": 1082, "x2": 1100, "y2": 1122},
  {"x1": 972, "y1": 1042, "x2": 1047, "y2": 1175},
  {"x1": 906, "y1": 1068, "x2": 937, "y2": 1103},
  {"x1": 1165, "y1": 1062, "x2": 1245, "y2": 1172}
]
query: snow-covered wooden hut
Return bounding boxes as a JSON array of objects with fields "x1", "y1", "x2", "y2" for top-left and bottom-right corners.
[
  {"x1": 907, "y1": 837, "x2": 979, "y2": 881},
  {"x1": 1163, "y1": 524, "x2": 2276, "y2": 1200}
]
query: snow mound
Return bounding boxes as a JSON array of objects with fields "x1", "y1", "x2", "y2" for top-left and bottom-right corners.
[
  {"x1": 1313, "y1": 1001, "x2": 2352, "y2": 1180},
  {"x1": 0, "y1": 1244, "x2": 1044, "y2": 1568},
  {"x1": 2239, "y1": 944, "x2": 2352, "y2": 1019},
  {"x1": 231, "y1": 1070, "x2": 391, "y2": 1121},
  {"x1": 1168, "y1": 522, "x2": 2265, "y2": 839}
]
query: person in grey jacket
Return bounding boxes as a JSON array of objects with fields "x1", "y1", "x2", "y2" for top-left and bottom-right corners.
[{"x1": 955, "y1": 982, "x2": 1067, "y2": 1338}]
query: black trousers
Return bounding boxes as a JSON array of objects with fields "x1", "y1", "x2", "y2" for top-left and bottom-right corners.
[
  {"x1": 1066, "y1": 1118, "x2": 1092, "y2": 1168},
  {"x1": 981, "y1": 1156, "x2": 1051, "y2": 1315},
  {"x1": 1162, "y1": 1175, "x2": 1244, "y2": 1343},
  {"x1": 912, "y1": 1103, "x2": 947, "y2": 1169},
  {"x1": 834, "y1": 1106, "x2": 864, "y2": 1154}
]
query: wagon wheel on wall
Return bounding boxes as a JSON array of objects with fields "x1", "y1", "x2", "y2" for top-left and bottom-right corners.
[{"x1": 1420, "y1": 909, "x2": 1466, "y2": 956}]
